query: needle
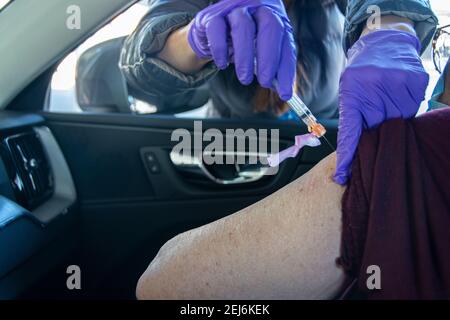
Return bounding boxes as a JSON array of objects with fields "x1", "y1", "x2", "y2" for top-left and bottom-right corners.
[
  {"x1": 321, "y1": 134, "x2": 335, "y2": 151},
  {"x1": 286, "y1": 92, "x2": 335, "y2": 151},
  {"x1": 257, "y1": 60, "x2": 336, "y2": 152}
]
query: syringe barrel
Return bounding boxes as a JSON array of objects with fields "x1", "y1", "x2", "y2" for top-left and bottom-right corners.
[{"x1": 287, "y1": 95, "x2": 318, "y2": 123}]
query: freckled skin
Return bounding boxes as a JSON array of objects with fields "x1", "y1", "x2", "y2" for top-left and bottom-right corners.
[{"x1": 136, "y1": 153, "x2": 346, "y2": 300}]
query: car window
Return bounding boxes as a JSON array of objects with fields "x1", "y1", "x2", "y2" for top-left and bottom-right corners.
[
  {"x1": 47, "y1": 0, "x2": 449, "y2": 117},
  {"x1": 47, "y1": 0, "x2": 211, "y2": 118},
  {"x1": 48, "y1": 0, "x2": 155, "y2": 114},
  {"x1": 0, "y1": 0, "x2": 12, "y2": 13}
]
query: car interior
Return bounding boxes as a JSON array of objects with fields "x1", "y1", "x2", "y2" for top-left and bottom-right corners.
[{"x1": 0, "y1": 0, "x2": 337, "y2": 299}]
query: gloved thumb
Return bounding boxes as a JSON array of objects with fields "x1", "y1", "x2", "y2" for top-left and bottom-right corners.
[{"x1": 334, "y1": 102, "x2": 363, "y2": 185}]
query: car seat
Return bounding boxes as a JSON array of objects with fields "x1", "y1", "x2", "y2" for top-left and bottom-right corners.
[{"x1": 76, "y1": 37, "x2": 210, "y2": 114}]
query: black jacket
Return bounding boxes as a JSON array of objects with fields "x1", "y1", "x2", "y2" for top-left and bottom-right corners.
[{"x1": 120, "y1": 0, "x2": 437, "y2": 118}]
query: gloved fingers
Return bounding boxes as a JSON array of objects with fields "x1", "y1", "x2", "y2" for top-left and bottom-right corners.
[
  {"x1": 341, "y1": 66, "x2": 394, "y2": 129},
  {"x1": 334, "y1": 99, "x2": 363, "y2": 185},
  {"x1": 405, "y1": 70, "x2": 429, "y2": 109},
  {"x1": 333, "y1": 30, "x2": 431, "y2": 186},
  {"x1": 394, "y1": 80, "x2": 426, "y2": 119},
  {"x1": 227, "y1": 8, "x2": 256, "y2": 85},
  {"x1": 205, "y1": 16, "x2": 229, "y2": 69},
  {"x1": 377, "y1": 69, "x2": 428, "y2": 120},
  {"x1": 253, "y1": 6, "x2": 285, "y2": 88},
  {"x1": 274, "y1": 31, "x2": 296, "y2": 101},
  {"x1": 188, "y1": 20, "x2": 209, "y2": 59}
]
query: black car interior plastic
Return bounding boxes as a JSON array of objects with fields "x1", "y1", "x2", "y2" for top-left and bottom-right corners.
[{"x1": 0, "y1": 56, "x2": 337, "y2": 299}]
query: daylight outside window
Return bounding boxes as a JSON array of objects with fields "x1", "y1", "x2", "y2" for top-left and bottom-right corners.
[{"x1": 47, "y1": 0, "x2": 450, "y2": 115}]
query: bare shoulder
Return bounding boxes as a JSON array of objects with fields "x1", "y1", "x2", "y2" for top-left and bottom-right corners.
[{"x1": 137, "y1": 153, "x2": 346, "y2": 299}]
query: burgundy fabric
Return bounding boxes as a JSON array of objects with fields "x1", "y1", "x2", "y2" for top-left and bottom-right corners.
[{"x1": 340, "y1": 108, "x2": 450, "y2": 299}]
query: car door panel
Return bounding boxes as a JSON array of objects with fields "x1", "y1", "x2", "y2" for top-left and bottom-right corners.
[{"x1": 42, "y1": 111, "x2": 337, "y2": 297}]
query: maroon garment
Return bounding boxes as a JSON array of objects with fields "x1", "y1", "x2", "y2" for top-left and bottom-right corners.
[{"x1": 340, "y1": 108, "x2": 450, "y2": 299}]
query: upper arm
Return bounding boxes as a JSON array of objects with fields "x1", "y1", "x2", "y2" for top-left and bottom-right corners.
[{"x1": 136, "y1": 153, "x2": 347, "y2": 300}]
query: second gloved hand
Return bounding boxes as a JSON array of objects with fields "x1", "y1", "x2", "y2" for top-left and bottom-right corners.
[
  {"x1": 334, "y1": 30, "x2": 429, "y2": 185},
  {"x1": 188, "y1": 0, "x2": 297, "y2": 101}
]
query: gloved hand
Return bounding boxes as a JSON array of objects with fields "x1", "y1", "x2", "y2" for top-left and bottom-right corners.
[
  {"x1": 334, "y1": 30, "x2": 429, "y2": 185},
  {"x1": 188, "y1": 0, "x2": 296, "y2": 101}
]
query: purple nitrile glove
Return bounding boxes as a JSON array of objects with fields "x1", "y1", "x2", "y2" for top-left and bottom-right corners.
[
  {"x1": 334, "y1": 30, "x2": 429, "y2": 185},
  {"x1": 188, "y1": 0, "x2": 297, "y2": 100}
]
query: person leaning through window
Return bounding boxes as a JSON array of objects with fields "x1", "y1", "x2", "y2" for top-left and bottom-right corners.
[{"x1": 120, "y1": 0, "x2": 437, "y2": 185}]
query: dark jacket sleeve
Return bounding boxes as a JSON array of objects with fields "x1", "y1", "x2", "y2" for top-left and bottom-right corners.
[
  {"x1": 344, "y1": 0, "x2": 438, "y2": 54},
  {"x1": 119, "y1": 0, "x2": 218, "y2": 111}
]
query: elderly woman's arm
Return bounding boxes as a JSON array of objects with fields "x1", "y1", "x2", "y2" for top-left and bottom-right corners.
[{"x1": 136, "y1": 153, "x2": 346, "y2": 300}]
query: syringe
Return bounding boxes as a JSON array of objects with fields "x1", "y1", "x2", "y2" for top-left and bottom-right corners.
[
  {"x1": 265, "y1": 91, "x2": 334, "y2": 167},
  {"x1": 286, "y1": 93, "x2": 327, "y2": 138},
  {"x1": 254, "y1": 60, "x2": 328, "y2": 139}
]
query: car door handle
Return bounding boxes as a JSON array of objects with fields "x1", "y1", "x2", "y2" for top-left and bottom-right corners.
[{"x1": 170, "y1": 150, "x2": 273, "y2": 185}]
